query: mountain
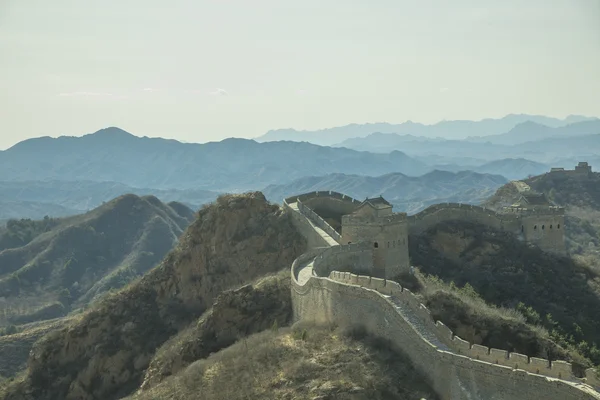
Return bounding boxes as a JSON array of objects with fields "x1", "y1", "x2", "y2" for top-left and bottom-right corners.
[
  {"x1": 0, "y1": 201, "x2": 79, "y2": 222},
  {"x1": 262, "y1": 170, "x2": 508, "y2": 214},
  {"x1": 0, "y1": 128, "x2": 431, "y2": 191},
  {"x1": 467, "y1": 120, "x2": 600, "y2": 145},
  {"x1": 0, "y1": 194, "x2": 195, "y2": 328},
  {"x1": 0, "y1": 192, "x2": 306, "y2": 399},
  {"x1": 474, "y1": 158, "x2": 549, "y2": 180},
  {"x1": 256, "y1": 114, "x2": 598, "y2": 145},
  {"x1": 334, "y1": 120, "x2": 600, "y2": 164},
  {"x1": 0, "y1": 180, "x2": 220, "y2": 220},
  {"x1": 334, "y1": 132, "x2": 509, "y2": 159}
]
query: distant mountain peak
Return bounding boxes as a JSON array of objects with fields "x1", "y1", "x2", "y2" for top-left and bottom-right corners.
[{"x1": 91, "y1": 127, "x2": 136, "y2": 138}]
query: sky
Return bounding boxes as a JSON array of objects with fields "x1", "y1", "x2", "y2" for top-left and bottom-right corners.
[{"x1": 0, "y1": 0, "x2": 599, "y2": 149}]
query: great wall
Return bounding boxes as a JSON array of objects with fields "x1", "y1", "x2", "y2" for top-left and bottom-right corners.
[{"x1": 283, "y1": 190, "x2": 600, "y2": 400}]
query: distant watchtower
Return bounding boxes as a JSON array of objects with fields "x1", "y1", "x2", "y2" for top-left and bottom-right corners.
[
  {"x1": 504, "y1": 192, "x2": 565, "y2": 255},
  {"x1": 341, "y1": 196, "x2": 409, "y2": 279},
  {"x1": 575, "y1": 162, "x2": 592, "y2": 177}
]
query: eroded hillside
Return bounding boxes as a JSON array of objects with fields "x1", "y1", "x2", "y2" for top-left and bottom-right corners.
[{"x1": 0, "y1": 192, "x2": 305, "y2": 400}]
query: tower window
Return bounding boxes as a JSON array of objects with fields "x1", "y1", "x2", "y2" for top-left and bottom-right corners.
[
  {"x1": 557, "y1": 224, "x2": 560, "y2": 229},
  {"x1": 542, "y1": 225, "x2": 545, "y2": 230},
  {"x1": 550, "y1": 225, "x2": 553, "y2": 229},
  {"x1": 534, "y1": 225, "x2": 537, "y2": 230},
  {"x1": 521, "y1": 225, "x2": 524, "y2": 232},
  {"x1": 374, "y1": 242, "x2": 379, "y2": 248}
]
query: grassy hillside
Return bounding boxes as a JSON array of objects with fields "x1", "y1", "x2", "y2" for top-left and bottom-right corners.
[
  {"x1": 404, "y1": 220, "x2": 600, "y2": 372},
  {"x1": 0, "y1": 195, "x2": 195, "y2": 328},
  {"x1": 0, "y1": 192, "x2": 305, "y2": 400},
  {"x1": 128, "y1": 325, "x2": 438, "y2": 400}
]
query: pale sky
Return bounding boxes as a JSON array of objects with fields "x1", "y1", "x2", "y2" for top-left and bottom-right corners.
[{"x1": 0, "y1": 0, "x2": 599, "y2": 149}]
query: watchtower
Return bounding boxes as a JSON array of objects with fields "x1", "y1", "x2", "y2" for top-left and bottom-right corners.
[
  {"x1": 341, "y1": 196, "x2": 409, "y2": 279},
  {"x1": 575, "y1": 162, "x2": 592, "y2": 177},
  {"x1": 504, "y1": 192, "x2": 566, "y2": 255}
]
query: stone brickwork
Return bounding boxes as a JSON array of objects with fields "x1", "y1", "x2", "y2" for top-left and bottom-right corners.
[
  {"x1": 329, "y1": 271, "x2": 595, "y2": 383},
  {"x1": 296, "y1": 199, "x2": 342, "y2": 242},
  {"x1": 312, "y1": 243, "x2": 373, "y2": 277},
  {"x1": 290, "y1": 260, "x2": 600, "y2": 399},
  {"x1": 342, "y1": 212, "x2": 409, "y2": 278},
  {"x1": 407, "y1": 202, "x2": 566, "y2": 255}
]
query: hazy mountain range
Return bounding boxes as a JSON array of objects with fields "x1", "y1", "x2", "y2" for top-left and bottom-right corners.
[
  {"x1": 0, "y1": 128, "x2": 431, "y2": 191},
  {"x1": 263, "y1": 170, "x2": 508, "y2": 214},
  {"x1": 0, "y1": 180, "x2": 219, "y2": 220},
  {"x1": 257, "y1": 114, "x2": 598, "y2": 145},
  {"x1": 2, "y1": 114, "x2": 599, "y2": 221},
  {"x1": 334, "y1": 120, "x2": 600, "y2": 164}
]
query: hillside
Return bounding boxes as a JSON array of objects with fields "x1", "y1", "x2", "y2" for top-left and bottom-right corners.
[
  {"x1": 263, "y1": 170, "x2": 507, "y2": 214},
  {"x1": 129, "y1": 325, "x2": 438, "y2": 400},
  {"x1": 0, "y1": 195, "x2": 195, "y2": 328},
  {"x1": 0, "y1": 180, "x2": 220, "y2": 220},
  {"x1": 0, "y1": 128, "x2": 431, "y2": 191},
  {"x1": 256, "y1": 114, "x2": 596, "y2": 145},
  {"x1": 406, "y1": 220, "x2": 600, "y2": 371},
  {"x1": 0, "y1": 192, "x2": 306, "y2": 400},
  {"x1": 475, "y1": 158, "x2": 549, "y2": 180}
]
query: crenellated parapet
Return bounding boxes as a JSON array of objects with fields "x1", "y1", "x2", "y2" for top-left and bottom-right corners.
[
  {"x1": 312, "y1": 243, "x2": 372, "y2": 277},
  {"x1": 326, "y1": 270, "x2": 600, "y2": 393},
  {"x1": 343, "y1": 211, "x2": 407, "y2": 225},
  {"x1": 284, "y1": 190, "x2": 361, "y2": 206},
  {"x1": 503, "y1": 206, "x2": 565, "y2": 216}
]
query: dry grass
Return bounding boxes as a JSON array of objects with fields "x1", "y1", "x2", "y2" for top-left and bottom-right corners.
[{"x1": 127, "y1": 324, "x2": 438, "y2": 400}]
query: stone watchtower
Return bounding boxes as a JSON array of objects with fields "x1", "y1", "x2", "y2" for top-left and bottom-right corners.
[
  {"x1": 504, "y1": 192, "x2": 566, "y2": 255},
  {"x1": 575, "y1": 162, "x2": 593, "y2": 177},
  {"x1": 341, "y1": 196, "x2": 409, "y2": 279}
]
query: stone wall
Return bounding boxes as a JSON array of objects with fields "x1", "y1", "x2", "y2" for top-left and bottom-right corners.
[
  {"x1": 296, "y1": 199, "x2": 342, "y2": 243},
  {"x1": 329, "y1": 271, "x2": 592, "y2": 381},
  {"x1": 407, "y1": 202, "x2": 566, "y2": 255},
  {"x1": 291, "y1": 263, "x2": 600, "y2": 399},
  {"x1": 407, "y1": 203, "x2": 521, "y2": 235},
  {"x1": 283, "y1": 199, "x2": 333, "y2": 249},
  {"x1": 341, "y1": 213, "x2": 410, "y2": 278},
  {"x1": 312, "y1": 243, "x2": 373, "y2": 278}
]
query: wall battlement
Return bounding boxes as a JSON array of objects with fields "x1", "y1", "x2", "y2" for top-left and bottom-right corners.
[
  {"x1": 328, "y1": 271, "x2": 595, "y2": 383},
  {"x1": 290, "y1": 256, "x2": 600, "y2": 399},
  {"x1": 343, "y1": 212, "x2": 408, "y2": 225},
  {"x1": 285, "y1": 190, "x2": 361, "y2": 206}
]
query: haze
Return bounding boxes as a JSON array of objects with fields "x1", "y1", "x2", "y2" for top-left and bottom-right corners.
[{"x1": 0, "y1": 0, "x2": 599, "y2": 150}]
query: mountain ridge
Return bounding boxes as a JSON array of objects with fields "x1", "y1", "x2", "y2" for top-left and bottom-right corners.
[
  {"x1": 0, "y1": 130, "x2": 431, "y2": 191},
  {"x1": 257, "y1": 114, "x2": 598, "y2": 145}
]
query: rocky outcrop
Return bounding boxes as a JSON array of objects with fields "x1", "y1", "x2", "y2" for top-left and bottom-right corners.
[
  {"x1": 1, "y1": 192, "x2": 305, "y2": 400},
  {"x1": 140, "y1": 270, "x2": 292, "y2": 391}
]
